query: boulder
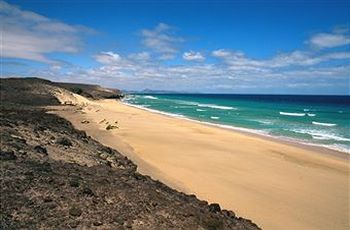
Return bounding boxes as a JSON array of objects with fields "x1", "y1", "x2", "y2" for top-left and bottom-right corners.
[
  {"x1": 56, "y1": 137, "x2": 72, "y2": 147},
  {"x1": 34, "y1": 145, "x2": 47, "y2": 155},
  {"x1": 208, "y1": 203, "x2": 221, "y2": 213},
  {"x1": 69, "y1": 206, "x2": 82, "y2": 217},
  {"x1": 0, "y1": 151, "x2": 17, "y2": 161}
]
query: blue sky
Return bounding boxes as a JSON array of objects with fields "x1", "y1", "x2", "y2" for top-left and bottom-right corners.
[{"x1": 1, "y1": 0, "x2": 350, "y2": 94}]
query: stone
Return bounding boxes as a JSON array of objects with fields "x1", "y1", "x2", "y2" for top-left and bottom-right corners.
[
  {"x1": 34, "y1": 145, "x2": 47, "y2": 155},
  {"x1": 56, "y1": 137, "x2": 72, "y2": 147},
  {"x1": 99, "y1": 153, "x2": 109, "y2": 160},
  {"x1": 93, "y1": 221, "x2": 103, "y2": 226},
  {"x1": 0, "y1": 151, "x2": 17, "y2": 160},
  {"x1": 222, "y1": 210, "x2": 236, "y2": 219},
  {"x1": 208, "y1": 203, "x2": 221, "y2": 213},
  {"x1": 69, "y1": 206, "x2": 82, "y2": 217},
  {"x1": 106, "y1": 124, "x2": 118, "y2": 130},
  {"x1": 68, "y1": 221, "x2": 79, "y2": 228},
  {"x1": 69, "y1": 179, "x2": 80, "y2": 187},
  {"x1": 43, "y1": 196, "x2": 53, "y2": 203},
  {"x1": 82, "y1": 187, "x2": 94, "y2": 196}
]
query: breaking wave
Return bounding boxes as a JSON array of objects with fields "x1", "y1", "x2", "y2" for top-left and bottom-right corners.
[
  {"x1": 291, "y1": 128, "x2": 349, "y2": 142},
  {"x1": 279, "y1": 112, "x2": 305, "y2": 117},
  {"x1": 312, "y1": 121, "x2": 337, "y2": 127},
  {"x1": 143, "y1": 95, "x2": 158, "y2": 100}
]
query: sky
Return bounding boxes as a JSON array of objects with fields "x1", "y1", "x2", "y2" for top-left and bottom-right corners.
[{"x1": 1, "y1": 0, "x2": 350, "y2": 94}]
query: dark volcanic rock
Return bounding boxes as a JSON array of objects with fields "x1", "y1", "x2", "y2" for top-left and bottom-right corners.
[
  {"x1": 56, "y1": 137, "x2": 72, "y2": 147},
  {"x1": 34, "y1": 145, "x2": 47, "y2": 155},
  {"x1": 43, "y1": 196, "x2": 53, "y2": 203},
  {"x1": 69, "y1": 179, "x2": 80, "y2": 187},
  {"x1": 93, "y1": 221, "x2": 103, "y2": 226},
  {"x1": 69, "y1": 206, "x2": 82, "y2": 217},
  {"x1": 209, "y1": 203, "x2": 222, "y2": 213},
  {"x1": 0, "y1": 151, "x2": 17, "y2": 160},
  {"x1": 82, "y1": 187, "x2": 95, "y2": 196}
]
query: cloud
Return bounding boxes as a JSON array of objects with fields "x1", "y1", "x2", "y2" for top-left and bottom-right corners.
[
  {"x1": 309, "y1": 32, "x2": 350, "y2": 49},
  {"x1": 0, "y1": 0, "x2": 92, "y2": 63},
  {"x1": 141, "y1": 23, "x2": 184, "y2": 60},
  {"x1": 212, "y1": 49, "x2": 350, "y2": 68},
  {"x1": 95, "y1": 52, "x2": 121, "y2": 64},
  {"x1": 212, "y1": 49, "x2": 232, "y2": 58},
  {"x1": 183, "y1": 51, "x2": 205, "y2": 61},
  {"x1": 63, "y1": 44, "x2": 349, "y2": 93},
  {"x1": 128, "y1": 52, "x2": 151, "y2": 62}
]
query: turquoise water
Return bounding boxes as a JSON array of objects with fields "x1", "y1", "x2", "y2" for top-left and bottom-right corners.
[{"x1": 123, "y1": 94, "x2": 350, "y2": 153}]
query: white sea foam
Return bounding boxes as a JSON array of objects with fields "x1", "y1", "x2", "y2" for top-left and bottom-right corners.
[
  {"x1": 326, "y1": 144, "x2": 350, "y2": 154},
  {"x1": 307, "y1": 113, "x2": 316, "y2": 117},
  {"x1": 291, "y1": 128, "x2": 349, "y2": 142},
  {"x1": 210, "y1": 116, "x2": 220, "y2": 120},
  {"x1": 196, "y1": 109, "x2": 206, "y2": 112},
  {"x1": 303, "y1": 108, "x2": 310, "y2": 112},
  {"x1": 312, "y1": 121, "x2": 337, "y2": 127},
  {"x1": 253, "y1": 119, "x2": 273, "y2": 125},
  {"x1": 143, "y1": 95, "x2": 158, "y2": 100},
  {"x1": 155, "y1": 97, "x2": 239, "y2": 111},
  {"x1": 279, "y1": 112, "x2": 305, "y2": 117},
  {"x1": 197, "y1": 103, "x2": 236, "y2": 110}
]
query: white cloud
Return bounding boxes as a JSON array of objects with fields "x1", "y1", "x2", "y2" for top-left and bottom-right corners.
[
  {"x1": 212, "y1": 49, "x2": 350, "y2": 69},
  {"x1": 95, "y1": 52, "x2": 121, "y2": 64},
  {"x1": 212, "y1": 49, "x2": 232, "y2": 58},
  {"x1": 128, "y1": 52, "x2": 151, "y2": 62},
  {"x1": 66, "y1": 45, "x2": 349, "y2": 93},
  {"x1": 183, "y1": 51, "x2": 205, "y2": 61},
  {"x1": 309, "y1": 32, "x2": 350, "y2": 48},
  {"x1": 0, "y1": 0, "x2": 92, "y2": 63},
  {"x1": 141, "y1": 23, "x2": 184, "y2": 60}
]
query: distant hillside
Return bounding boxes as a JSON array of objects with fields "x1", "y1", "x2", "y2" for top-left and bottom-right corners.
[
  {"x1": 55, "y1": 82, "x2": 123, "y2": 99},
  {"x1": 0, "y1": 78, "x2": 123, "y2": 106}
]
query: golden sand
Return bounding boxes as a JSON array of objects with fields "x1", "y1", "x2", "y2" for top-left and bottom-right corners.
[{"x1": 52, "y1": 96, "x2": 349, "y2": 230}]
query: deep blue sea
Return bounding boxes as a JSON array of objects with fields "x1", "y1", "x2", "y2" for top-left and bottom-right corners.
[{"x1": 123, "y1": 94, "x2": 350, "y2": 153}]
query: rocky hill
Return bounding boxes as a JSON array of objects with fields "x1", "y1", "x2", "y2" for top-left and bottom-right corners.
[{"x1": 0, "y1": 77, "x2": 260, "y2": 229}]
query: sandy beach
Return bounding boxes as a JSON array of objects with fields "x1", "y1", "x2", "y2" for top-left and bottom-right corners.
[{"x1": 53, "y1": 97, "x2": 349, "y2": 230}]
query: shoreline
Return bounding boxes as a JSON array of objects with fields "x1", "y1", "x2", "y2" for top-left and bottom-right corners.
[
  {"x1": 52, "y1": 98, "x2": 350, "y2": 230},
  {"x1": 0, "y1": 77, "x2": 262, "y2": 229},
  {"x1": 122, "y1": 101, "x2": 349, "y2": 158}
]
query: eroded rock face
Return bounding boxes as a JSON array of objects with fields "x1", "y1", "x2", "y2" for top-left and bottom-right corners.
[{"x1": 0, "y1": 77, "x2": 261, "y2": 230}]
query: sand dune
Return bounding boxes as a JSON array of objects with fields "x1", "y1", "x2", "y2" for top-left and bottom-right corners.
[{"x1": 53, "y1": 95, "x2": 350, "y2": 230}]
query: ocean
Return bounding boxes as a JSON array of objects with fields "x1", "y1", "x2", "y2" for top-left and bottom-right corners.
[{"x1": 123, "y1": 94, "x2": 350, "y2": 153}]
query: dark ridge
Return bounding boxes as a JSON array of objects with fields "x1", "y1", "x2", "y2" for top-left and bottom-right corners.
[
  {"x1": 55, "y1": 82, "x2": 124, "y2": 99},
  {"x1": 0, "y1": 77, "x2": 124, "y2": 104},
  {"x1": 0, "y1": 77, "x2": 260, "y2": 229}
]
